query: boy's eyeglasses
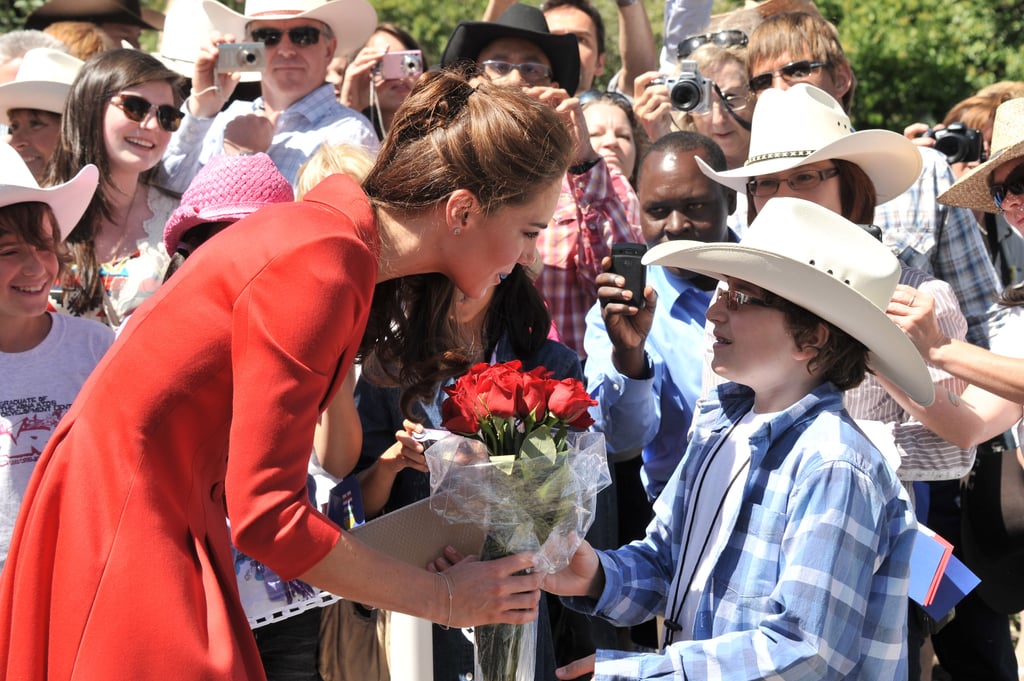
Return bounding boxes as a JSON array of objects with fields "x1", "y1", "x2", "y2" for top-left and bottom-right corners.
[
  {"x1": 676, "y1": 30, "x2": 748, "y2": 59},
  {"x1": 249, "y1": 26, "x2": 322, "y2": 47},
  {"x1": 991, "y1": 167, "x2": 1024, "y2": 211},
  {"x1": 109, "y1": 94, "x2": 183, "y2": 133},
  {"x1": 746, "y1": 167, "x2": 840, "y2": 197},
  {"x1": 717, "y1": 288, "x2": 776, "y2": 311},
  {"x1": 480, "y1": 60, "x2": 552, "y2": 85},
  {"x1": 748, "y1": 60, "x2": 828, "y2": 93}
]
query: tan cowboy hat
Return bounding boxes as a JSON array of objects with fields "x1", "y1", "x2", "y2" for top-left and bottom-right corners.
[
  {"x1": 643, "y1": 197, "x2": 935, "y2": 406},
  {"x1": 0, "y1": 48, "x2": 83, "y2": 125},
  {"x1": 154, "y1": 0, "x2": 261, "y2": 83},
  {"x1": 0, "y1": 142, "x2": 97, "y2": 241},
  {"x1": 697, "y1": 83, "x2": 923, "y2": 203},
  {"x1": 202, "y1": 0, "x2": 377, "y2": 58},
  {"x1": 939, "y1": 98, "x2": 1024, "y2": 214}
]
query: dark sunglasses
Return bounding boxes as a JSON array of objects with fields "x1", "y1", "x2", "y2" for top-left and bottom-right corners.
[
  {"x1": 249, "y1": 26, "x2": 322, "y2": 47},
  {"x1": 717, "y1": 288, "x2": 776, "y2": 311},
  {"x1": 677, "y1": 30, "x2": 748, "y2": 59},
  {"x1": 109, "y1": 94, "x2": 183, "y2": 132},
  {"x1": 991, "y1": 166, "x2": 1024, "y2": 211},
  {"x1": 748, "y1": 60, "x2": 828, "y2": 93}
]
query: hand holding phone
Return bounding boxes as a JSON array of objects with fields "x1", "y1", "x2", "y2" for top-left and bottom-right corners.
[{"x1": 609, "y1": 243, "x2": 648, "y2": 309}]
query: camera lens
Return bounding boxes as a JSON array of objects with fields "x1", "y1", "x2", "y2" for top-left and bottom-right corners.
[
  {"x1": 935, "y1": 136, "x2": 967, "y2": 164},
  {"x1": 243, "y1": 50, "x2": 256, "y2": 64},
  {"x1": 670, "y1": 81, "x2": 704, "y2": 112}
]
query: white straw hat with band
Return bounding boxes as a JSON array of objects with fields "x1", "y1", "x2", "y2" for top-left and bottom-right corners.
[
  {"x1": 696, "y1": 83, "x2": 923, "y2": 204},
  {"x1": 643, "y1": 196, "x2": 935, "y2": 407}
]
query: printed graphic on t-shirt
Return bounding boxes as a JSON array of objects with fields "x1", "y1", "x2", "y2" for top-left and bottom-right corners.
[{"x1": 0, "y1": 395, "x2": 70, "y2": 468}]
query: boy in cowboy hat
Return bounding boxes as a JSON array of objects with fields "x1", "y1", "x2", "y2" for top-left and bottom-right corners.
[
  {"x1": 158, "y1": 0, "x2": 379, "y2": 193},
  {"x1": 0, "y1": 142, "x2": 112, "y2": 568},
  {"x1": 441, "y1": 3, "x2": 642, "y2": 360},
  {"x1": 544, "y1": 197, "x2": 932, "y2": 681}
]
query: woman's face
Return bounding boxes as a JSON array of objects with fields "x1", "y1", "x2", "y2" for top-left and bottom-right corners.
[
  {"x1": 992, "y1": 158, "x2": 1024, "y2": 232},
  {"x1": 102, "y1": 79, "x2": 175, "y2": 176},
  {"x1": 368, "y1": 31, "x2": 419, "y2": 115},
  {"x1": 689, "y1": 60, "x2": 753, "y2": 169},
  {"x1": 6, "y1": 109, "x2": 61, "y2": 181},
  {"x1": 751, "y1": 160, "x2": 843, "y2": 217},
  {"x1": 584, "y1": 102, "x2": 637, "y2": 181},
  {"x1": 448, "y1": 180, "x2": 561, "y2": 300}
]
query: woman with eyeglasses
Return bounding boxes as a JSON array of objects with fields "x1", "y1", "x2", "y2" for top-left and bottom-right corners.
[
  {"x1": 45, "y1": 48, "x2": 184, "y2": 329},
  {"x1": 339, "y1": 23, "x2": 427, "y2": 140}
]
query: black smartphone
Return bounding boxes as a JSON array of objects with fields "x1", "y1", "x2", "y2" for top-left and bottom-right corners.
[{"x1": 609, "y1": 242, "x2": 647, "y2": 309}]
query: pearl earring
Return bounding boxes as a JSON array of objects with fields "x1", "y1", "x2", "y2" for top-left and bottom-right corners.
[{"x1": 453, "y1": 228, "x2": 462, "y2": 236}]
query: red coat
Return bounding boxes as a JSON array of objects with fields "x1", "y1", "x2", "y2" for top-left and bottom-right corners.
[{"x1": 0, "y1": 175, "x2": 378, "y2": 680}]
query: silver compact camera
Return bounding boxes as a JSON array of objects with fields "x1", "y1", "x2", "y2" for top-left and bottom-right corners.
[
  {"x1": 216, "y1": 42, "x2": 267, "y2": 73},
  {"x1": 656, "y1": 60, "x2": 713, "y2": 114}
]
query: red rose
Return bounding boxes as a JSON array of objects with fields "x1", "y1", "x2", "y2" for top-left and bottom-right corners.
[
  {"x1": 518, "y1": 366, "x2": 552, "y2": 420},
  {"x1": 547, "y1": 378, "x2": 597, "y2": 428},
  {"x1": 478, "y1": 362, "x2": 521, "y2": 418}
]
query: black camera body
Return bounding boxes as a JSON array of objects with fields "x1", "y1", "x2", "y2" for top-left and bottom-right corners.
[
  {"x1": 924, "y1": 122, "x2": 983, "y2": 165},
  {"x1": 659, "y1": 60, "x2": 713, "y2": 114}
]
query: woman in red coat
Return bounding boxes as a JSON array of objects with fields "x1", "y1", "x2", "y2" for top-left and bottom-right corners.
[{"x1": 0, "y1": 71, "x2": 573, "y2": 680}]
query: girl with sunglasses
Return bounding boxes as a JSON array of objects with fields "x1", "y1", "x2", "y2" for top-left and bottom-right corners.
[{"x1": 45, "y1": 48, "x2": 184, "y2": 329}]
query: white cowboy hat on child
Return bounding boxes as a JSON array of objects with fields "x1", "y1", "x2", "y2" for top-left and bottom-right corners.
[
  {"x1": 643, "y1": 196, "x2": 935, "y2": 406},
  {"x1": 0, "y1": 142, "x2": 98, "y2": 241},
  {"x1": 0, "y1": 48, "x2": 83, "y2": 125},
  {"x1": 939, "y1": 97, "x2": 1024, "y2": 214},
  {"x1": 202, "y1": 0, "x2": 377, "y2": 58},
  {"x1": 697, "y1": 83, "x2": 923, "y2": 203}
]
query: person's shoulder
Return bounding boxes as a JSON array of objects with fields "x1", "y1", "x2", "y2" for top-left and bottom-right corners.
[{"x1": 51, "y1": 313, "x2": 115, "y2": 353}]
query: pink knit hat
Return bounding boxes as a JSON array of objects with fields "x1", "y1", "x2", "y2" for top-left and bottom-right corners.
[{"x1": 163, "y1": 152, "x2": 293, "y2": 254}]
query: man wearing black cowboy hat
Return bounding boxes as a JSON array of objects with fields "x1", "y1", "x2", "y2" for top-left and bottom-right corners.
[
  {"x1": 441, "y1": 3, "x2": 642, "y2": 364},
  {"x1": 24, "y1": 0, "x2": 164, "y2": 49}
]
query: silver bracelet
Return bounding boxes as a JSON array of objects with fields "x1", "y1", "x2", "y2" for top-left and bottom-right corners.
[{"x1": 437, "y1": 572, "x2": 454, "y2": 630}]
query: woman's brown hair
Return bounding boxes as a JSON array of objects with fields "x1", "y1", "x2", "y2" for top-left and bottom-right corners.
[{"x1": 358, "y1": 69, "x2": 573, "y2": 416}]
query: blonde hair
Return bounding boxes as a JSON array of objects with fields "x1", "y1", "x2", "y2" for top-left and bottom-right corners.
[
  {"x1": 295, "y1": 143, "x2": 375, "y2": 200},
  {"x1": 43, "y1": 22, "x2": 115, "y2": 61}
]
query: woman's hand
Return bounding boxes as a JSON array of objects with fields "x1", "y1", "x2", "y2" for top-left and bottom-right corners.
[
  {"x1": 887, "y1": 284, "x2": 947, "y2": 359},
  {"x1": 632, "y1": 71, "x2": 674, "y2": 142},
  {"x1": 339, "y1": 45, "x2": 389, "y2": 113},
  {"x1": 429, "y1": 546, "x2": 544, "y2": 627},
  {"x1": 556, "y1": 654, "x2": 596, "y2": 679}
]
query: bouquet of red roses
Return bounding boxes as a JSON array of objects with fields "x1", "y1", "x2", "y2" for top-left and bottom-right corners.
[{"x1": 425, "y1": 360, "x2": 610, "y2": 681}]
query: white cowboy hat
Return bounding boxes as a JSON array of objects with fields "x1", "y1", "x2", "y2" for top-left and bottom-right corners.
[
  {"x1": 202, "y1": 0, "x2": 377, "y2": 58},
  {"x1": 0, "y1": 142, "x2": 98, "y2": 241},
  {"x1": 697, "y1": 83, "x2": 923, "y2": 203},
  {"x1": 939, "y1": 97, "x2": 1024, "y2": 214},
  {"x1": 0, "y1": 48, "x2": 83, "y2": 125},
  {"x1": 154, "y1": 0, "x2": 261, "y2": 83},
  {"x1": 643, "y1": 196, "x2": 935, "y2": 406}
]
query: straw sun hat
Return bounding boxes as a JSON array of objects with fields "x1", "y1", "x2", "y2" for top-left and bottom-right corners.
[
  {"x1": 202, "y1": 0, "x2": 377, "y2": 58},
  {"x1": 0, "y1": 48, "x2": 83, "y2": 125},
  {"x1": 643, "y1": 197, "x2": 935, "y2": 407},
  {"x1": 697, "y1": 83, "x2": 923, "y2": 204},
  {"x1": 0, "y1": 142, "x2": 97, "y2": 241},
  {"x1": 938, "y1": 97, "x2": 1024, "y2": 214}
]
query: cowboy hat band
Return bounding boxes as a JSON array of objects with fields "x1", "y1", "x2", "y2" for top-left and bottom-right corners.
[
  {"x1": 0, "y1": 142, "x2": 98, "y2": 241},
  {"x1": 202, "y1": 0, "x2": 377, "y2": 58},
  {"x1": 939, "y1": 98, "x2": 1024, "y2": 214},
  {"x1": 440, "y1": 3, "x2": 581, "y2": 96},
  {"x1": 642, "y1": 197, "x2": 935, "y2": 407},
  {"x1": 698, "y1": 83, "x2": 923, "y2": 204}
]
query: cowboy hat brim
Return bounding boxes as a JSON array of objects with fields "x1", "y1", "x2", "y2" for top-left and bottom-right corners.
[
  {"x1": 25, "y1": 0, "x2": 162, "y2": 30},
  {"x1": 440, "y1": 20, "x2": 581, "y2": 96},
  {"x1": 0, "y1": 81, "x2": 71, "y2": 123},
  {"x1": 697, "y1": 128, "x2": 924, "y2": 204},
  {"x1": 0, "y1": 162, "x2": 99, "y2": 241},
  {"x1": 938, "y1": 139, "x2": 1024, "y2": 214},
  {"x1": 202, "y1": 0, "x2": 377, "y2": 58},
  {"x1": 642, "y1": 240, "x2": 935, "y2": 407}
]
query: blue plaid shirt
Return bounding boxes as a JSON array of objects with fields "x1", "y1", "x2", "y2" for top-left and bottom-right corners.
[
  {"x1": 875, "y1": 147, "x2": 1005, "y2": 347},
  {"x1": 159, "y1": 83, "x2": 379, "y2": 193},
  {"x1": 565, "y1": 382, "x2": 915, "y2": 680}
]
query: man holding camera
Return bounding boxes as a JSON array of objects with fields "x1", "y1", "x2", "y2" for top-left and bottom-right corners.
[{"x1": 159, "y1": 0, "x2": 379, "y2": 194}]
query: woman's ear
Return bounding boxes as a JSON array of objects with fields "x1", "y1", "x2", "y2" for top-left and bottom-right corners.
[{"x1": 445, "y1": 188, "x2": 481, "y2": 236}]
